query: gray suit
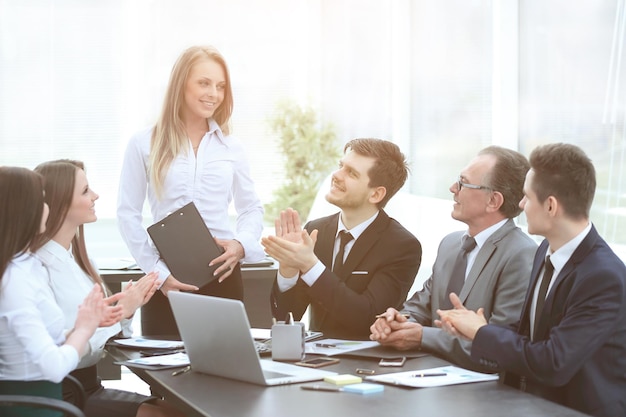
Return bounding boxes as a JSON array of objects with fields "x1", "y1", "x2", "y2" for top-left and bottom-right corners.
[{"x1": 403, "y1": 218, "x2": 536, "y2": 372}]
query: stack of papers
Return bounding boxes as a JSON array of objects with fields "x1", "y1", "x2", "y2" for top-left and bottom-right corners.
[
  {"x1": 366, "y1": 365, "x2": 498, "y2": 388},
  {"x1": 304, "y1": 339, "x2": 379, "y2": 356},
  {"x1": 113, "y1": 338, "x2": 184, "y2": 350},
  {"x1": 116, "y1": 352, "x2": 190, "y2": 370}
]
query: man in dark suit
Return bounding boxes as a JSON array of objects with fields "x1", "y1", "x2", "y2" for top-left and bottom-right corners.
[
  {"x1": 261, "y1": 138, "x2": 421, "y2": 339},
  {"x1": 370, "y1": 146, "x2": 536, "y2": 372},
  {"x1": 437, "y1": 143, "x2": 626, "y2": 417}
]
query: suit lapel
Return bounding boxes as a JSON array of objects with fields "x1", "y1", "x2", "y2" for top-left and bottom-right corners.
[
  {"x1": 459, "y1": 219, "x2": 514, "y2": 302},
  {"x1": 311, "y1": 214, "x2": 339, "y2": 267},
  {"x1": 535, "y1": 226, "x2": 599, "y2": 336},
  {"x1": 516, "y1": 241, "x2": 548, "y2": 336}
]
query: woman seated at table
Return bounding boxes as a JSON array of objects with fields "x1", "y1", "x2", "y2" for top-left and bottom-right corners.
[
  {"x1": 31, "y1": 160, "x2": 184, "y2": 417},
  {"x1": 0, "y1": 166, "x2": 121, "y2": 417}
]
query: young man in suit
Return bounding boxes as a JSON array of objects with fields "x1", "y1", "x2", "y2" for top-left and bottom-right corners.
[
  {"x1": 437, "y1": 143, "x2": 626, "y2": 417},
  {"x1": 370, "y1": 146, "x2": 537, "y2": 372},
  {"x1": 261, "y1": 138, "x2": 421, "y2": 339}
]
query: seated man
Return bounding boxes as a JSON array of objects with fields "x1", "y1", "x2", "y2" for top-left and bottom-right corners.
[
  {"x1": 370, "y1": 146, "x2": 536, "y2": 372},
  {"x1": 262, "y1": 138, "x2": 421, "y2": 339},
  {"x1": 437, "y1": 143, "x2": 626, "y2": 417}
]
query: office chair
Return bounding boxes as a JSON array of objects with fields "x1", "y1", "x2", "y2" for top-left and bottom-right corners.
[{"x1": 0, "y1": 375, "x2": 86, "y2": 417}]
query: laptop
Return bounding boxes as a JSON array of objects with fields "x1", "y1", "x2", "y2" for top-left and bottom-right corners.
[{"x1": 168, "y1": 292, "x2": 337, "y2": 386}]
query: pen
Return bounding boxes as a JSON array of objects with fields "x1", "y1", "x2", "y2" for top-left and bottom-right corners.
[
  {"x1": 300, "y1": 384, "x2": 342, "y2": 392},
  {"x1": 315, "y1": 343, "x2": 337, "y2": 348},
  {"x1": 356, "y1": 368, "x2": 376, "y2": 375},
  {"x1": 411, "y1": 372, "x2": 447, "y2": 378},
  {"x1": 171, "y1": 365, "x2": 191, "y2": 376},
  {"x1": 375, "y1": 313, "x2": 411, "y2": 320}
]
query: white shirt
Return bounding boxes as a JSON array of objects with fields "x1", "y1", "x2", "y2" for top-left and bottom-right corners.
[
  {"x1": 117, "y1": 121, "x2": 264, "y2": 284},
  {"x1": 277, "y1": 211, "x2": 379, "y2": 292},
  {"x1": 0, "y1": 253, "x2": 79, "y2": 382},
  {"x1": 37, "y1": 240, "x2": 129, "y2": 369},
  {"x1": 530, "y1": 222, "x2": 592, "y2": 338}
]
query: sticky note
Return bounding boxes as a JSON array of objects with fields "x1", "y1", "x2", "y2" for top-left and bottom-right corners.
[
  {"x1": 323, "y1": 374, "x2": 363, "y2": 385},
  {"x1": 342, "y1": 383, "x2": 385, "y2": 394}
]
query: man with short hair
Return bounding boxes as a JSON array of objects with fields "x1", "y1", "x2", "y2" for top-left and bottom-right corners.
[
  {"x1": 262, "y1": 138, "x2": 421, "y2": 339},
  {"x1": 370, "y1": 146, "x2": 536, "y2": 372},
  {"x1": 438, "y1": 143, "x2": 626, "y2": 417}
]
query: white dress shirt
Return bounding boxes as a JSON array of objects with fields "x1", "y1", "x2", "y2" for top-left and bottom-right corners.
[
  {"x1": 117, "y1": 121, "x2": 264, "y2": 284},
  {"x1": 0, "y1": 253, "x2": 79, "y2": 383},
  {"x1": 37, "y1": 240, "x2": 129, "y2": 369}
]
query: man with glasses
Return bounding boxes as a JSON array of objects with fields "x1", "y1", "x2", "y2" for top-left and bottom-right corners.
[
  {"x1": 437, "y1": 144, "x2": 626, "y2": 417},
  {"x1": 370, "y1": 146, "x2": 536, "y2": 372}
]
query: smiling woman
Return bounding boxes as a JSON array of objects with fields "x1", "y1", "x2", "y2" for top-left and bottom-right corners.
[{"x1": 116, "y1": 45, "x2": 265, "y2": 337}]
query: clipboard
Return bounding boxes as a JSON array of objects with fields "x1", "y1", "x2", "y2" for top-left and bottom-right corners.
[{"x1": 147, "y1": 202, "x2": 225, "y2": 288}]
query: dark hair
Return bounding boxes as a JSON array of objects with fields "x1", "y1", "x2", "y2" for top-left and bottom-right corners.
[
  {"x1": 0, "y1": 166, "x2": 45, "y2": 281},
  {"x1": 31, "y1": 160, "x2": 108, "y2": 293},
  {"x1": 343, "y1": 138, "x2": 409, "y2": 209},
  {"x1": 529, "y1": 143, "x2": 595, "y2": 219},
  {"x1": 479, "y1": 146, "x2": 530, "y2": 218}
]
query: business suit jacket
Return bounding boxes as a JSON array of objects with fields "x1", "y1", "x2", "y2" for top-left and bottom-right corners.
[
  {"x1": 472, "y1": 225, "x2": 626, "y2": 417},
  {"x1": 404, "y1": 218, "x2": 537, "y2": 372},
  {"x1": 270, "y1": 210, "x2": 421, "y2": 339}
]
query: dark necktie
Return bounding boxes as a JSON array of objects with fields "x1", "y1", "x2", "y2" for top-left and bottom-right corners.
[
  {"x1": 333, "y1": 230, "x2": 354, "y2": 274},
  {"x1": 442, "y1": 235, "x2": 477, "y2": 309},
  {"x1": 533, "y1": 256, "x2": 554, "y2": 340}
]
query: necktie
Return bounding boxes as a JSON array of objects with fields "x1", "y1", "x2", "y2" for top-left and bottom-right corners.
[
  {"x1": 333, "y1": 230, "x2": 354, "y2": 274},
  {"x1": 442, "y1": 235, "x2": 477, "y2": 309},
  {"x1": 533, "y1": 256, "x2": 554, "y2": 339}
]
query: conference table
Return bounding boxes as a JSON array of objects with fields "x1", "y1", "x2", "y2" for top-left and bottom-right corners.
[{"x1": 107, "y1": 346, "x2": 589, "y2": 417}]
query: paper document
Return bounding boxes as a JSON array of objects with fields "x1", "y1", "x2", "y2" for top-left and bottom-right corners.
[
  {"x1": 366, "y1": 365, "x2": 498, "y2": 388},
  {"x1": 96, "y1": 258, "x2": 139, "y2": 271},
  {"x1": 114, "y1": 338, "x2": 184, "y2": 349},
  {"x1": 250, "y1": 328, "x2": 272, "y2": 340},
  {"x1": 305, "y1": 339, "x2": 379, "y2": 356},
  {"x1": 123, "y1": 352, "x2": 190, "y2": 367}
]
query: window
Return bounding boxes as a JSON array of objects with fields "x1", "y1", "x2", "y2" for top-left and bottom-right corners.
[{"x1": 1, "y1": 0, "x2": 624, "y2": 262}]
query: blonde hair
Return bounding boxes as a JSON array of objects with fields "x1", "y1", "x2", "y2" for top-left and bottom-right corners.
[{"x1": 150, "y1": 45, "x2": 234, "y2": 196}]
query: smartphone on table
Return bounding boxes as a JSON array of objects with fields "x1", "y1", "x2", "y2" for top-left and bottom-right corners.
[
  {"x1": 378, "y1": 356, "x2": 406, "y2": 367},
  {"x1": 295, "y1": 357, "x2": 340, "y2": 368}
]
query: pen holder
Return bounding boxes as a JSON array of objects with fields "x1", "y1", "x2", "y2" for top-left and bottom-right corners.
[{"x1": 271, "y1": 321, "x2": 305, "y2": 361}]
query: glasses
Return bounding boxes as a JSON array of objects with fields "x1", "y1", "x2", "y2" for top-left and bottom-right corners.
[{"x1": 457, "y1": 176, "x2": 492, "y2": 191}]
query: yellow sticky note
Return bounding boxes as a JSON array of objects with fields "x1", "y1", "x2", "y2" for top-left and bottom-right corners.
[{"x1": 323, "y1": 374, "x2": 363, "y2": 385}]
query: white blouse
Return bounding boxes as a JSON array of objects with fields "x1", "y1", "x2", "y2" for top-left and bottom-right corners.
[
  {"x1": 0, "y1": 253, "x2": 79, "y2": 383},
  {"x1": 36, "y1": 240, "x2": 130, "y2": 369},
  {"x1": 117, "y1": 121, "x2": 264, "y2": 283}
]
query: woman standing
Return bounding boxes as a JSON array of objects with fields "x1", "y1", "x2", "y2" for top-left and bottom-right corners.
[{"x1": 117, "y1": 45, "x2": 264, "y2": 335}]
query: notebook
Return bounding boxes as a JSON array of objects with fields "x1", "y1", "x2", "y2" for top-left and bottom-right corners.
[
  {"x1": 147, "y1": 202, "x2": 225, "y2": 287},
  {"x1": 168, "y1": 292, "x2": 337, "y2": 386}
]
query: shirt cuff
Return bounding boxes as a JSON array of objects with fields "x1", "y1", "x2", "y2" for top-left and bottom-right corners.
[
  {"x1": 300, "y1": 260, "x2": 325, "y2": 287},
  {"x1": 276, "y1": 270, "x2": 299, "y2": 292}
]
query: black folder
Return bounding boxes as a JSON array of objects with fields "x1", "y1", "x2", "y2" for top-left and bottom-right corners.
[{"x1": 147, "y1": 202, "x2": 225, "y2": 287}]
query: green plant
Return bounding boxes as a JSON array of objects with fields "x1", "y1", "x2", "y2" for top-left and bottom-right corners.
[{"x1": 265, "y1": 100, "x2": 340, "y2": 222}]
